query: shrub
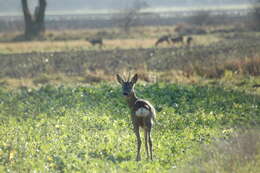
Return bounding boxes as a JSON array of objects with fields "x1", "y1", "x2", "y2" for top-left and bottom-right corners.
[{"x1": 177, "y1": 129, "x2": 260, "y2": 173}]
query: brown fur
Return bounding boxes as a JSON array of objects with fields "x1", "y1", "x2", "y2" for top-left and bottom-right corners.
[
  {"x1": 86, "y1": 38, "x2": 103, "y2": 47},
  {"x1": 116, "y1": 74, "x2": 156, "y2": 161},
  {"x1": 155, "y1": 35, "x2": 171, "y2": 46},
  {"x1": 187, "y1": 36, "x2": 193, "y2": 46},
  {"x1": 171, "y1": 36, "x2": 184, "y2": 44}
]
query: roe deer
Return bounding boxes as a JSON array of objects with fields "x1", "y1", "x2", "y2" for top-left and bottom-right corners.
[
  {"x1": 186, "y1": 36, "x2": 193, "y2": 46},
  {"x1": 86, "y1": 38, "x2": 103, "y2": 47},
  {"x1": 155, "y1": 35, "x2": 171, "y2": 46},
  {"x1": 171, "y1": 35, "x2": 183, "y2": 45},
  {"x1": 116, "y1": 74, "x2": 156, "y2": 161}
]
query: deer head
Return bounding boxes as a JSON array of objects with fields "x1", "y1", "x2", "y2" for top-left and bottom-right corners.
[{"x1": 116, "y1": 74, "x2": 138, "y2": 97}]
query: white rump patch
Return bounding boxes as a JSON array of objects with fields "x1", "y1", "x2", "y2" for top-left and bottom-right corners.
[{"x1": 135, "y1": 108, "x2": 150, "y2": 118}]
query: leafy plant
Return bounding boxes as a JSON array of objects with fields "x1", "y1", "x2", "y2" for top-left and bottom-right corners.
[{"x1": 0, "y1": 83, "x2": 259, "y2": 172}]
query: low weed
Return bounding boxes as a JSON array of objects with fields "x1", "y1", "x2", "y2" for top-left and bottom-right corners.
[{"x1": 0, "y1": 83, "x2": 259, "y2": 172}]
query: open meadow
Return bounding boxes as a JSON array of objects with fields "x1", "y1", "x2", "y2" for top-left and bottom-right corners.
[{"x1": 1, "y1": 23, "x2": 260, "y2": 173}]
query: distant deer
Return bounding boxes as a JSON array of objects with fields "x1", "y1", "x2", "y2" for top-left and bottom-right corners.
[
  {"x1": 116, "y1": 74, "x2": 156, "y2": 161},
  {"x1": 186, "y1": 36, "x2": 193, "y2": 46},
  {"x1": 170, "y1": 35, "x2": 183, "y2": 45},
  {"x1": 155, "y1": 35, "x2": 171, "y2": 46},
  {"x1": 86, "y1": 38, "x2": 103, "y2": 47},
  {"x1": 252, "y1": 84, "x2": 260, "y2": 88}
]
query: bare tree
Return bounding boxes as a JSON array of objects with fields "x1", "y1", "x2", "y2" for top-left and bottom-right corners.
[
  {"x1": 114, "y1": 0, "x2": 149, "y2": 32},
  {"x1": 21, "y1": 0, "x2": 47, "y2": 39}
]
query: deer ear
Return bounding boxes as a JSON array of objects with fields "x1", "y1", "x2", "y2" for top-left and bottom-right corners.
[
  {"x1": 131, "y1": 74, "x2": 138, "y2": 84},
  {"x1": 116, "y1": 74, "x2": 124, "y2": 84}
]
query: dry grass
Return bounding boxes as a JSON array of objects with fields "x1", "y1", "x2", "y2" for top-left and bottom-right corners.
[
  {"x1": 1, "y1": 32, "x2": 260, "y2": 89},
  {"x1": 225, "y1": 55, "x2": 260, "y2": 76},
  {"x1": 0, "y1": 24, "x2": 227, "y2": 54},
  {"x1": 105, "y1": 38, "x2": 157, "y2": 49},
  {"x1": 1, "y1": 25, "x2": 260, "y2": 89},
  {"x1": 0, "y1": 26, "x2": 181, "y2": 41},
  {"x1": 0, "y1": 68, "x2": 198, "y2": 89},
  {"x1": 177, "y1": 129, "x2": 260, "y2": 173},
  {"x1": 0, "y1": 40, "x2": 91, "y2": 54},
  {"x1": 193, "y1": 54, "x2": 260, "y2": 78},
  {"x1": 0, "y1": 39, "x2": 160, "y2": 53},
  {"x1": 0, "y1": 36, "x2": 220, "y2": 54}
]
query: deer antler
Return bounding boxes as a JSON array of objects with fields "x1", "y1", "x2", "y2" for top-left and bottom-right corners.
[{"x1": 128, "y1": 72, "x2": 131, "y2": 82}]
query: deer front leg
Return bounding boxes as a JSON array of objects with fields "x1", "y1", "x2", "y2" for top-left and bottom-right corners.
[
  {"x1": 144, "y1": 128, "x2": 149, "y2": 160},
  {"x1": 134, "y1": 126, "x2": 141, "y2": 161}
]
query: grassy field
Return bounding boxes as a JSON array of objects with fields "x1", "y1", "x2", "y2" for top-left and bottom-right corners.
[
  {"x1": 1, "y1": 30, "x2": 260, "y2": 89},
  {"x1": 0, "y1": 36, "x2": 221, "y2": 54},
  {"x1": 0, "y1": 83, "x2": 260, "y2": 172},
  {"x1": 0, "y1": 26, "x2": 223, "y2": 53},
  {"x1": 1, "y1": 25, "x2": 260, "y2": 172}
]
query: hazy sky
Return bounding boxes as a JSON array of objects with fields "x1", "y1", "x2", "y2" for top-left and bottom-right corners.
[{"x1": 0, "y1": 0, "x2": 252, "y2": 13}]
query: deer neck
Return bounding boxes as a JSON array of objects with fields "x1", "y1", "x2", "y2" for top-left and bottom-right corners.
[{"x1": 126, "y1": 91, "x2": 138, "y2": 111}]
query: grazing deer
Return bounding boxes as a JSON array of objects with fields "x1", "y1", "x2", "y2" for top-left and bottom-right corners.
[
  {"x1": 155, "y1": 35, "x2": 171, "y2": 46},
  {"x1": 116, "y1": 74, "x2": 156, "y2": 161},
  {"x1": 86, "y1": 38, "x2": 103, "y2": 47},
  {"x1": 252, "y1": 84, "x2": 260, "y2": 88},
  {"x1": 186, "y1": 36, "x2": 193, "y2": 46},
  {"x1": 170, "y1": 35, "x2": 183, "y2": 45}
]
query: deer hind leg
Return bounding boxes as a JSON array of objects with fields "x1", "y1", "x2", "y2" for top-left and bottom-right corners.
[
  {"x1": 147, "y1": 127, "x2": 153, "y2": 160},
  {"x1": 155, "y1": 40, "x2": 160, "y2": 47},
  {"x1": 134, "y1": 126, "x2": 141, "y2": 161},
  {"x1": 144, "y1": 128, "x2": 149, "y2": 160}
]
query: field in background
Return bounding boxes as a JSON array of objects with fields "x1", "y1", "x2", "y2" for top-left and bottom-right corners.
[
  {"x1": 1, "y1": 26, "x2": 260, "y2": 89},
  {"x1": 0, "y1": 37, "x2": 220, "y2": 54},
  {"x1": 1, "y1": 17, "x2": 260, "y2": 172}
]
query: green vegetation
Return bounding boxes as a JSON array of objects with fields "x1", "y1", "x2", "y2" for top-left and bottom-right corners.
[
  {"x1": 0, "y1": 83, "x2": 259, "y2": 172},
  {"x1": 1, "y1": 23, "x2": 260, "y2": 172}
]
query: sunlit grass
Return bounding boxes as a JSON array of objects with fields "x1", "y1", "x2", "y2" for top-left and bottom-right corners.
[
  {"x1": 0, "y1": 82, "x2": 259, "y2": 172},
  {"x1": 0, "y1": 36, "x2": 221, "y2": 54}
]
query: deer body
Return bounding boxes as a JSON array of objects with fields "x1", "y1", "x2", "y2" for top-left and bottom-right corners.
[
  {"x1": 127, "y1": 95, "x2": 155, "y2": 126},
  {"x1": 117, "y1": 74, "x2": 155, "y2": 161},
  {"x1": 155, "y1": 35, "x2": 171, "y2": 46},
  {"x1": 171, "y1": 35, "x2": 184, "y2": 44},
  {"x1": 86, "y1": 38, "x2": 103, "y2": 47},
  {"x1": 187, "y1": 36, "x2": 193, "y2": 46},
  {"x1": 155, "y1": 35, "x2": 184, "y2": 47}
]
